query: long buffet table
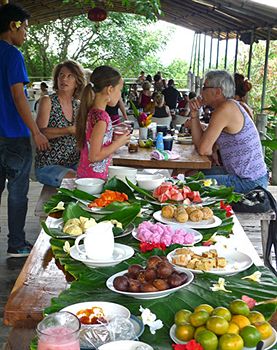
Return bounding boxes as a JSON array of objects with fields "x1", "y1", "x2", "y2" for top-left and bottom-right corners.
[{"x1": 5, "y1": 213, "x2": 277, "y2": 350}]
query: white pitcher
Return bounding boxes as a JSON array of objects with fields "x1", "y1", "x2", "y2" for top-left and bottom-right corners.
[{"x1": 75, "y1": 221, "x2": 114, "y2": 261}]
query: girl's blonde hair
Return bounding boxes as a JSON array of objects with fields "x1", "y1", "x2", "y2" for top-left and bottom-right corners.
[
  {"x1": 154, "y1": 92, "x2": 164, "y2": 106},
  {"x1": 142, "y1": 81, "x2": 151, "y2": 91},
  {"x1": 76, "y1": 65, "x2": 121, "y2": 149},
  {"x1": 52, "y1": 60, "x2": 85, "y2": 99}
]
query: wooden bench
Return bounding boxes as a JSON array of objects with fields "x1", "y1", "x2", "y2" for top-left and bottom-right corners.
[{"x1": 235, "y1": 210, "x2": 276, "y2": 260}]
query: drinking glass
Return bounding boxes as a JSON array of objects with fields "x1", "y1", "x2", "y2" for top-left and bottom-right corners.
[
  {"x1": 37, "y1": 311, "x2": 81, "y2": 350},
  {"x1": 113, "y1": 125, "x2": 129, "y2": 141}
]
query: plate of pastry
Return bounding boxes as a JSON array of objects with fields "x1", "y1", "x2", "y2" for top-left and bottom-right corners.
[
  {"x1": 153, "y1": 205, "x2": 222, "y2": 229},
  {"x1": 167, "y1": 246, "x2": 253, "y2": 275}
]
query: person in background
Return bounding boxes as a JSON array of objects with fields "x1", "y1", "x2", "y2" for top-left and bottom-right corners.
[
  {"x1": 76, "y1": 66, "x2": 130, "y2": 180},
  {"x1": 137, "y1": 71, "x2": 146, "y2": 84},
  {"x1": 153, "y1": 93, "x2": 171, "y2": 118},
  {"x1": 153, "y1": 73, "x2": 164, "y2": 92},
  {"x1": 106, "y1": 97, "x2": 128, "y2": 125},
  {"x1": 40, "y1": 82, "x2": 48, "y2": 97},
  {"x1": 128, "y1": 83, "x2": 139, "y2": 108},
  {"x1": 234, "y1": 73, "x2": 254, "y2": 119},
  {"x1": 138, "y1": 80, "x2": 152, "y2": 110},
  {"x1": 146, "y1": 74, "x2": 152, "y2": 84},
  {"x1": 34, "y1": 81, "x2": 49, "y2": 112},
  {"x1": 35, "y1": 60, "x2": 85, "y2": 187},
  {"x1": 162, "y1": 79, "x2": 182, "y2": 110},
  {"x1": 0, "y1": 3, "x2": 49, "y2": 257},
  {"x1": 189, "y1": 70, "x2": 267, "y2": 193}
]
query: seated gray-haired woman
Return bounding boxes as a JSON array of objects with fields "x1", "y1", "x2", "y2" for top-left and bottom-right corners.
[{"x1": 188, "y1": 70, "x2": 268, "y2": 193}]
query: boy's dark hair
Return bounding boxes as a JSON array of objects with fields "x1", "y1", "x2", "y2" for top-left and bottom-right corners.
[{"x1": 0, "y1": 3, "x2": 30, "y2": 34}]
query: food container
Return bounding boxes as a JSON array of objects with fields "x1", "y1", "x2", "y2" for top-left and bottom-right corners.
[
  {"x1": 136, "y1": 173, "x2": 165, "y2": 191},
  {"x1": 75, "y1": 178, "x2": 105, "y2": 195}
]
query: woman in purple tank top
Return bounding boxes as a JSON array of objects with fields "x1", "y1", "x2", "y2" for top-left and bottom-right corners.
[{"x1": 188, "y1": 70, "x2": 268, "y2": 193}]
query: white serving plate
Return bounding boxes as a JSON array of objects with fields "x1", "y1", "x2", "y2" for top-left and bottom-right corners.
[
  {"x1": 106, "y1": 269, "x2": 194, "y2": 300},
  {"x1": 169, "y1": 324, "x2": 277, "y2": 350},
  {"x1": 47, "y1": 218, "x2": 134, "y2": 239},
  {"x1": 99, "y1": 340, "x2": 153, "y2": 350},
  {"x1": 132, "y1": 226, "x2": 203, "y2": 246},
  {"x1": 167, "y1": 246, "x2": 253, "y2": 275},
  {"x1": 153, "y1": 210, "x2": 222, "y2": 229},
  {"x1": 70, "y1": 243, "x2": 134, "y2": 268}
]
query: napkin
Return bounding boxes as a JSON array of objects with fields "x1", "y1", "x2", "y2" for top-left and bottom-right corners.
[{"x1": 150, "y1": 150, "x2": 179, "y2": 160}]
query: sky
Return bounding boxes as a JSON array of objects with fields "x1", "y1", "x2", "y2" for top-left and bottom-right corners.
[{"x1": 151, "y1": 0, "x2": 277, "y2": 66}]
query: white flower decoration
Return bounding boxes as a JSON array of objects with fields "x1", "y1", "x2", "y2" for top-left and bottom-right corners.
[
  {"x1": 241, "y1": 271, "x2": 262, "y2": 282},
  {"x1": 177, "y1": 174, "x2": 185, "y2": 182},
  {"x1": 211, "y1": 277, "x2": 232, "y2": 293},
  {"x1": 51, "y1": 201, "x2": 65, "y2": 212},
  {"x1": 139, "y1": 306, "x2": 163, "y2": 335},
  {"x1": 63, "y1": 241, "x2": 71, "y2": 254}
]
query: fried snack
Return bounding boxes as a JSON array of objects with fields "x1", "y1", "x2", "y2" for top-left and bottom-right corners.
[
  {"x1": 171, "y1": 248, "x2": 227, "y2": 271},
  {"x1": 174, "y1": 206, "x2": 189, "y2": 223},
  {"x1": 185, "y1": 206, "x2": 200, "y2": 215},
  {"x1": 161, "y1": 205, "x2": 175, "y2": 219},
  {"x1": 201, "y1": 207, "x2": 213, "y2": 220},
  {"x1": 189, "y1": 208, "x2": 204, "y2": 222}
]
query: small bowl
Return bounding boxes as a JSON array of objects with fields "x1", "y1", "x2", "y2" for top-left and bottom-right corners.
[
  {"x1": 108, "y1": 166, "x2": 137, "y2": 177},
  {"x1": 75, "y1": 178, "x2": 105, "y2": 195},
  {"x1": 136, "y1": 174, "x2": 165, "y2": 191}
]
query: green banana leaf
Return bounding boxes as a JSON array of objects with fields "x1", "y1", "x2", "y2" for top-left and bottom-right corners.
[
  {"x1": 103, "y1": 177, "x2": 136, "y2": 201},
  {"x1": 38, "y1": 238, "x2": 277, "y2": 350},
  {"x1": 41, "y1": 200, "x2": 142, "y2": 240}
]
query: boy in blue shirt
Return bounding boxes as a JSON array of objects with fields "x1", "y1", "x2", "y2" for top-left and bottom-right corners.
[{"x1": 0, "y1": 4, "x2": 49, "y2": 257}]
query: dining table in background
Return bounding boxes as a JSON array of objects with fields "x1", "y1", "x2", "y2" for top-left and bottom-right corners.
[{"x1": 112, "y1": 143, "x2": 211, "y2": 173}]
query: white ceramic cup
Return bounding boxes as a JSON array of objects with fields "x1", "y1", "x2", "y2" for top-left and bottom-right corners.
[{"x1": 75, "y1": 221, "x2": 114, "y2": 261}]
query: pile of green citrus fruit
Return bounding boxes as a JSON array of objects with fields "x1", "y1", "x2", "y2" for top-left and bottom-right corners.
[{"x1": 174, "y1": 299, "x2": 273, "y2": 350}]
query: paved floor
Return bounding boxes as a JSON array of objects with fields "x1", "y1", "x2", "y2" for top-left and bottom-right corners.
[{"x1": 0, "y1": 182, "x2": 276, "y2": 348}]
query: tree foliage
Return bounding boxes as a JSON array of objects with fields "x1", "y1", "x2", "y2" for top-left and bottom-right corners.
[{"x1": 21, "y1": 12, "x2": 170, "y2": 79}]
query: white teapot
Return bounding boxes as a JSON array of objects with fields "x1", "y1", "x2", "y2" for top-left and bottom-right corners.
[{"x1": 75, "y1": 221, "x2": 114, "y2": 261}]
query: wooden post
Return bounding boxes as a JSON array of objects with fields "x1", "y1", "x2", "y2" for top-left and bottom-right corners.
[
  {"x1": 216, "y1": 32, "x2": 220, "y2": 68},
  {"x1": 256, "y1": 113, "x2": 268, "y2": 155},
  {"x1": 261, "y1": 28, "x2": 271, "y2": 112},
  {"x1": 202, "y1": 33, "x2": 206, "y2": 77},
  {"x1": 272, "y1": 125, "x2": 277, "y2": 185},
  {"x1": 234, "y1": 32, "x2": 239, "y2": 73},
  {"x1": 209, "y1": 34, "x2": 213, "y2": 69}
]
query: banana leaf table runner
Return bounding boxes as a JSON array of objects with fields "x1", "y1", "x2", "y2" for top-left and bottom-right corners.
[{"x1": 30, "y1": 176, "x2": 277, "y2": 349}]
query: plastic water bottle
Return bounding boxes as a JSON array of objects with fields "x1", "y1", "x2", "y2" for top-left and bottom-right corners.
[{"x1": 156, "y1": 132, "x2": 164, "y2": 151}]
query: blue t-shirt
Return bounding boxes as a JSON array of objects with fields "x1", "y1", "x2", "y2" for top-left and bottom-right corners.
[{"x1": 0, "y1": 40, "x2": 30, "y2": 137}]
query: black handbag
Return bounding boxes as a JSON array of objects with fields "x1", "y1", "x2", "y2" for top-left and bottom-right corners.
[
  {"x1": 232, "y1": 188, "x2": 271, "y2": 213},
  {"x1": 232, "y1": 186, "x2": 277, "y2": 276}
]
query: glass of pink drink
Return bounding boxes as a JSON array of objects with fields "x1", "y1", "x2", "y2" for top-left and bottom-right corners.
[{"x1": 37, "y1": 311, "x2": 81, "y2": 350}]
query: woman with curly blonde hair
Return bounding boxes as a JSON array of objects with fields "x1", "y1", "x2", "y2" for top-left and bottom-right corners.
[{"x1": 35, "y1": 60, "x2": 85, "y2": 187}]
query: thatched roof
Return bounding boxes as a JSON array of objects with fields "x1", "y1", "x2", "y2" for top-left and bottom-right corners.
[{"x1": 14, "y1": 0, "x2": 277, "y2": 40}]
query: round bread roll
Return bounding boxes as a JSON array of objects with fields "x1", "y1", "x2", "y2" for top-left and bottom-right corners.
[
  {"x1": 175, "y1": 207, "x2": 189, "y2": 223},
  {"x1": 189, "y1": 209, "x2": 204, "y2": 222},
  {"x1": 161, "y1": 205, "x2": 175, "y2": 219},
  {"x1": 186, "y1": 205, "x2": 201, "y2": 215},
  {"x1": 201, "y1": 207, "x2": 213, "y2": 220}
]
